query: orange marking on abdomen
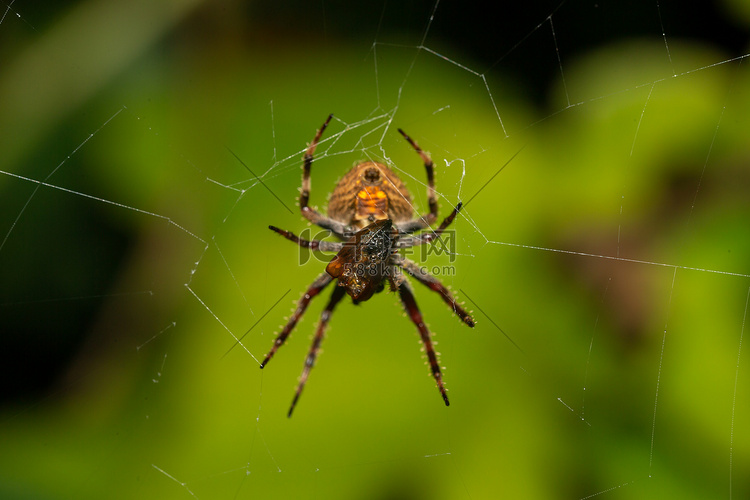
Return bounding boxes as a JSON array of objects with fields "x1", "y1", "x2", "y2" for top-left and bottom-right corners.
[{"x1": 356, "y1": 186, "x2": 388, "y2": 220}]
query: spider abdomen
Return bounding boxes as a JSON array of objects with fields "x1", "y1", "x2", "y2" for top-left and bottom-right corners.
[
  {"x1": 327, "y1": 161, "x2": 413, "y2": 229},
  {"x1": 356, "y1": 186, "x2": 388, "y2": 223}
]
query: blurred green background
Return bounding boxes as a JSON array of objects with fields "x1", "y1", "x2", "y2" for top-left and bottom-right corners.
[{"x1": 1, "y1": 1, "x2": 750, "y2": 498}]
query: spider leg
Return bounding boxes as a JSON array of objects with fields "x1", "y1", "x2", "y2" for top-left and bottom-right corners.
[
  {"x1": 397, "y1": 202, "x2": 462, "y2": 248},
  {"x1": 260, "y1": 272, "x2": 333, "y2": 369},
  {"x1": 299, "y1": 114, "x2": 352, "y2": 238},
  {"x1": 288, "y1": 284, "x2": 347, "y2": 417},
  {"x1": 269, "y1": 225, "x2": 343, "y2": 252},
  {"x1": 395, "y1": 129, "x2": 438, "y2": 233},
  {"x1": 300, "y1": 114, "x2": 331, "y2": 211},
  {"x1": 393, "y1": 255, "x2": 475, "y2": 327},
  {"x1": 396, "y1": 277, "x2": 450, "y2": 406}
]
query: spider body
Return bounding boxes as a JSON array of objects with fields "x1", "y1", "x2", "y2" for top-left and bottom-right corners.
[
  {"x1": 327, "y1": 161, "x2": 413, "y2": 228},
  {"x1": 326, "y1": 218, "x2": 394, "y2": 302},
  {"x1": 264, "y1": 114, "x2": 474, "y2": 417}
]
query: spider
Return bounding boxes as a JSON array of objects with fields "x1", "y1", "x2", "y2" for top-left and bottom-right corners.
[{"x1": 262, "y1": 114, "x2": 475, "y2": 417}]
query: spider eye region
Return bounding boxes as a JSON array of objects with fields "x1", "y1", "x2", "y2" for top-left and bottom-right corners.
[{"x1": 325, "y1": 219, "x2": 394, "y2": 302}]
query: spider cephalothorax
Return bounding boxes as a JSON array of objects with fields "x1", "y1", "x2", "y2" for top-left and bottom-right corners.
[
  {"x1": 325, "y1": 219, "x2": 394, "y2": 302},
  {"x1": 263, "y1": 114, "x2": 474, "y2": 417}
]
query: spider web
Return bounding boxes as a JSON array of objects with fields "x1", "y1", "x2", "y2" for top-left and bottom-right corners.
[{"x1": 1, "y1": 1, "x2": 750, "y2": 499}]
